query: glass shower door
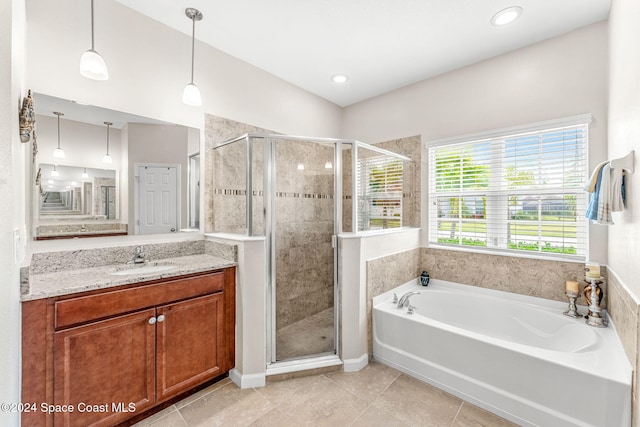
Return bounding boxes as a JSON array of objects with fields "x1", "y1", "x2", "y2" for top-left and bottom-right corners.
[{"x1": 270, "y1": 139, "x2": 337, "y2": 361}]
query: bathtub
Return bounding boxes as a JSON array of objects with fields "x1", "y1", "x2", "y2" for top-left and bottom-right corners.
[{"x1": 373, "y1": 279, "x2": 632, "y2": 427}]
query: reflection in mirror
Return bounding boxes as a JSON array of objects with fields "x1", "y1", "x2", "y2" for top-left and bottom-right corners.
[
  {"x1": 39, "y1": 164, "x2": 117, "y2": 218},
  {"x1": 36, "y1": 164, "x2": 125, "y2": 239},
  {"x1": 32, "y1": 93, "x2": 201, "y2": 240}
]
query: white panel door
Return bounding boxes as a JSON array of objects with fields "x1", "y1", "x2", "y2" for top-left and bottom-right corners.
[{"x1": 138, "y1": 165, "x2": 178, "y2": 234}]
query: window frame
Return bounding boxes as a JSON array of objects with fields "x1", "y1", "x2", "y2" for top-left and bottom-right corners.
[{"x1": 427, "y1": 114, "x2": 591, "y2": 260}]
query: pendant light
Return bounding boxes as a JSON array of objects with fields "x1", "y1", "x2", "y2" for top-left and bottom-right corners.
[
  {"x1": 81, "y1": 168, "x2": 89, "y2": 179},
  {"x1": 51, "y1": 165, "x2": 59, "y2": 177},
  {"x1": 102, "y1": 121, "x2": 113, "y2": 164},
  {"x1": 182, "y1": 8, "x2": 203, "y2": 106},
  {"x1": 52, "y1": 111, "x2": 65, "y2": 159},
  {"x1": 80, "y1": 0, "x2": 109, "y2": 80}
]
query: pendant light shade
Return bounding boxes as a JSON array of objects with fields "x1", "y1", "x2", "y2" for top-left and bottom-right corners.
[
  {"x1": 182, "y1": 83, "x2": 202, "y2": 106},
  {"x1": 183, "y1": 8, "x2": 203, "y2": 106},
  {"x1": 81, "y1": 168, "x2": 89, "y2": 179},
  {"x1": 102, "y1": 121, "x2": 113, "y2": 164},
  {"x1": 80, "y1": 0, "x2": 109, "y2": 80},
  {"x1": 53, "y1": 112, "x2": 65, "y2": 159}
]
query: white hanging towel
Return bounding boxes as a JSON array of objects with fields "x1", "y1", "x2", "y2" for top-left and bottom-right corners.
[
  {"x1": 596, "y1": 164, "x2": 613, "y2": 224},
  {"x1": 611, "y1": 167, "x2": 625, "y2": 212}
]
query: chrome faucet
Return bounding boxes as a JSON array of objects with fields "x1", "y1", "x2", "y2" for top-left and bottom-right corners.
[
  {"x1": 130, "y1": 246, "x2": 146, "y2": 264},
  {"x1": 396, "y1": 291, "x2": 420, "y2": 309}
]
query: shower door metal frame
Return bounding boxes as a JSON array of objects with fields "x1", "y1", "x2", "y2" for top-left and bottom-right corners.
[
  {"x1": 264, "y1": 136, "x2": 342, "y2": 368},
  {"x1": 213, "y1": 133, "x2": 412, "y2": 372}
]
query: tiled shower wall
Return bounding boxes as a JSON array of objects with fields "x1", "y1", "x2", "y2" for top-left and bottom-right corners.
[
  {"x1": 366, "y1": 247, "x2": 597, "y2": 355},
  {"x1": 205, "y1": 114, "x2": 272, "y2": 234},
  {"x1": 205, "y1": 115, "x2": 335, "y2": 329},
  {"x1": 273, "y1": 140, "x2": 335, "y2": 328}
]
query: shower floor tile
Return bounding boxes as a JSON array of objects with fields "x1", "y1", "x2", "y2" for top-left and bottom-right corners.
[
  {"x1": 132, "y1": 361, "x2": 518, "y2": 427},
  {"x1": 276, "y1": 307, "x2": 334, "y2": 360}
]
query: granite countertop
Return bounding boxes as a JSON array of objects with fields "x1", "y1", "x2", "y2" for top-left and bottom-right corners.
[{"x1": 22, "y1": 254, "x2": 236, "y2": 302}]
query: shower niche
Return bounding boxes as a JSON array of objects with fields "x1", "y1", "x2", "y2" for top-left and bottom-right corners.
[{"x1": 212, "y1": 134, "x2": 416, "y2": 366}]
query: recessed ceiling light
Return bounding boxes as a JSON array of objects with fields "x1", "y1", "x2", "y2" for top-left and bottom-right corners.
[
  {"x1": 331, "y1": 74, "x2": 349, "y2": 84},
  {"x1": 491, "y1": 6, "x2": 523, "y2": 26}
]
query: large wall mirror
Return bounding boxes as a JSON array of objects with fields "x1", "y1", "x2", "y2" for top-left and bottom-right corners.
[{"x1": 33, "y1": 93, "x2": 201, "y2": 240}]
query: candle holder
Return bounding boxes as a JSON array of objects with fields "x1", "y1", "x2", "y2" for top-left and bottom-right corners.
[
  {"x1": 563, "y1": 290, "x2": 581, "y2": 318},
  {"x1": 584, "y1": 277, "x2": 607, "y2": 328}
]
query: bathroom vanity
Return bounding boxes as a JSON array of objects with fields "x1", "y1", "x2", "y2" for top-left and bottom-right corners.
[{"x1": 21, "y1": 259, "x2": 236, "y2": 427}]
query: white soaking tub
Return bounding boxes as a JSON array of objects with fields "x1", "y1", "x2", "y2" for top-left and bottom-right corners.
[{"x1": 373, "y1": 279, "x2": 632, "y2": 427}]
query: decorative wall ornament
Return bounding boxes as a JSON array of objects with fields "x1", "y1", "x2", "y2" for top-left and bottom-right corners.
[{"x1": 19, "y1": 90, "x2": 36, "y2": 143}]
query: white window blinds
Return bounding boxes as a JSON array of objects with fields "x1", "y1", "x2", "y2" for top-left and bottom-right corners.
[
  {"x1": 357, "y1": 155, "x2": 404, "y2": 230},
  {"x1": 428, "y1": 118, "x2": 589, "y2": 259}
]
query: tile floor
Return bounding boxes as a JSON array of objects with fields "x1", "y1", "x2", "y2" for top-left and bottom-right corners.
[{"x1": 132, "y1": 361, "x2": 517, "y2": 427}]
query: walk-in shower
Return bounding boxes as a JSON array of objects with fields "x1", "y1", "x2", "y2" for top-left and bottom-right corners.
[{"x1": 212, "y1": 134, "x2": 415, "y2": 369}]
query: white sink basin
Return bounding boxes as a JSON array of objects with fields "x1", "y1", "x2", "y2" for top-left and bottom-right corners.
[{"x1": 111, "y1": 265, "x2": 177, "y2": 276}]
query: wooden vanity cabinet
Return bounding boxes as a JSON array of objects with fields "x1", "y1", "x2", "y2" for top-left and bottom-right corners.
[{"x1": 22, "y1": 267, "x2": 235, "y2": 427}]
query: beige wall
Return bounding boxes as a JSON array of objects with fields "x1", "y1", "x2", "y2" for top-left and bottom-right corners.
[
  {"x1": 606, "y1": 0, "x2": 640, "y2": 424},
  {"x1": 341, "y1": 22, "x2": 609, "y2": 263},
  {"x1": 24, "y1": 0, "x2": 342, "y2": 137},
  {"x1": 607, "y1": 0, "x2": 640, "y2": 294},
  {"x1": 0, "y1": 0, "x2": 26, "y2": 424}
]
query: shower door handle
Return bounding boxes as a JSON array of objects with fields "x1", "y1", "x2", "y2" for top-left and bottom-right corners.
[{"x1": 331, "y1": 235, "x2": 337, "y2": 248}]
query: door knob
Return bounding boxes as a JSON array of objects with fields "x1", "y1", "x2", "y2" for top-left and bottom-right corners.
[
  {"x1": 148, "y1": 317, "x2": 156, "y2": 325},
  {"x1": 157, "y1": 314, "x2": 166, "y2": 323}
]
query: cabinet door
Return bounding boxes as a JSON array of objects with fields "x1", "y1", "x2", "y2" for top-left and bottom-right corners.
[
  {"x1": 156, "y1": 293, "x2": 224, "y2": 401},
  {"x1": 54, "y1": 309, "x2": 156, "y2": 427}
]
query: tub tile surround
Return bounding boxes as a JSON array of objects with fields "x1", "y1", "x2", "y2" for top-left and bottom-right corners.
[
  {"x1": 421, "y1": 247, "x2": 605, "y2": 307},
  {"x1": 607, "y1": 269, "x2": 640, "y2": 426},
  {"x1": 365, "y1": 246, "x2": 600, "y2": 356},
  {"x1": 366, "y1": 248, "x2": 421, "y2": 354}
]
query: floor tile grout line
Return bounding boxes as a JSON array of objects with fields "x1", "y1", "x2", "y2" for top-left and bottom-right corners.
[
  {"x1": 175, "y1": 378, "x2": 233, "y2": 410},
  {"x1": 347, "y1": 402, "x2": 372, "y2": 427},
  {"x1": 449, "y1": 401, "x2": 465, "y2": 427},
  {"x1": 174, "y1": 406, "x2": 189, "y2": 427}
]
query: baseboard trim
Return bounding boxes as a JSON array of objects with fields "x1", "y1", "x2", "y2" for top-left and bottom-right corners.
[
  {"x1": 342, "y1": 353, "x2": 368, "y2": 372},
  {"x1": 229, "y1": 368, "x2": 266, "y2": 389}
]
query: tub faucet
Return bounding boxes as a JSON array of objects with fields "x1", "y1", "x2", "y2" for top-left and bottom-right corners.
[
  {"x1": 130, "y1": 246, "x2": 146, "y2": 264},
  {"x1": 397, "y1": 291, "x2": 420, "y2": 309}
]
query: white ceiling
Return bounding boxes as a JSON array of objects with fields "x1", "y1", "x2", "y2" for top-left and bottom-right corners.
[{"x1": 114, "y1": 0, "x2": 611, "y2": 107}]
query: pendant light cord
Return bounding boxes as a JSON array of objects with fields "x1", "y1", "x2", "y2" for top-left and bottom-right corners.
[
  {"x1": 90, "y1": 0, "x2": 95, "y2": 51},
  {"x1": 190, "y1": 15, "x2": 196, "y2": 84},
  {"x1": 105, "y1": 123, "x2": 110, "y2": 155},
  {"x1": 57, "y1": 114, "x2": 61, "y2": 149}
]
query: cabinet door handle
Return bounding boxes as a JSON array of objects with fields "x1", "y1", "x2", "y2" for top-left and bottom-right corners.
[
  {"x1": 148, "y1": 317, "x2": 157, "y2": 325},
  {"x1": 157, "y1": 314, "x2": 166, "y2": 323}
]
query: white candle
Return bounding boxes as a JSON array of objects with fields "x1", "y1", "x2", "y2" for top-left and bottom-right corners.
[{"x1": 585, "y1": 261, "x2": 601, "y2": 279}]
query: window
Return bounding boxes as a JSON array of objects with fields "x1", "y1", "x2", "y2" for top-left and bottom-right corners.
[
  {"x1": 428, "y1": 116, "x2": 589, "y2": 259},
  {"x1": 357, "y1": 155, "x2": 404, "y2": 230}
]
